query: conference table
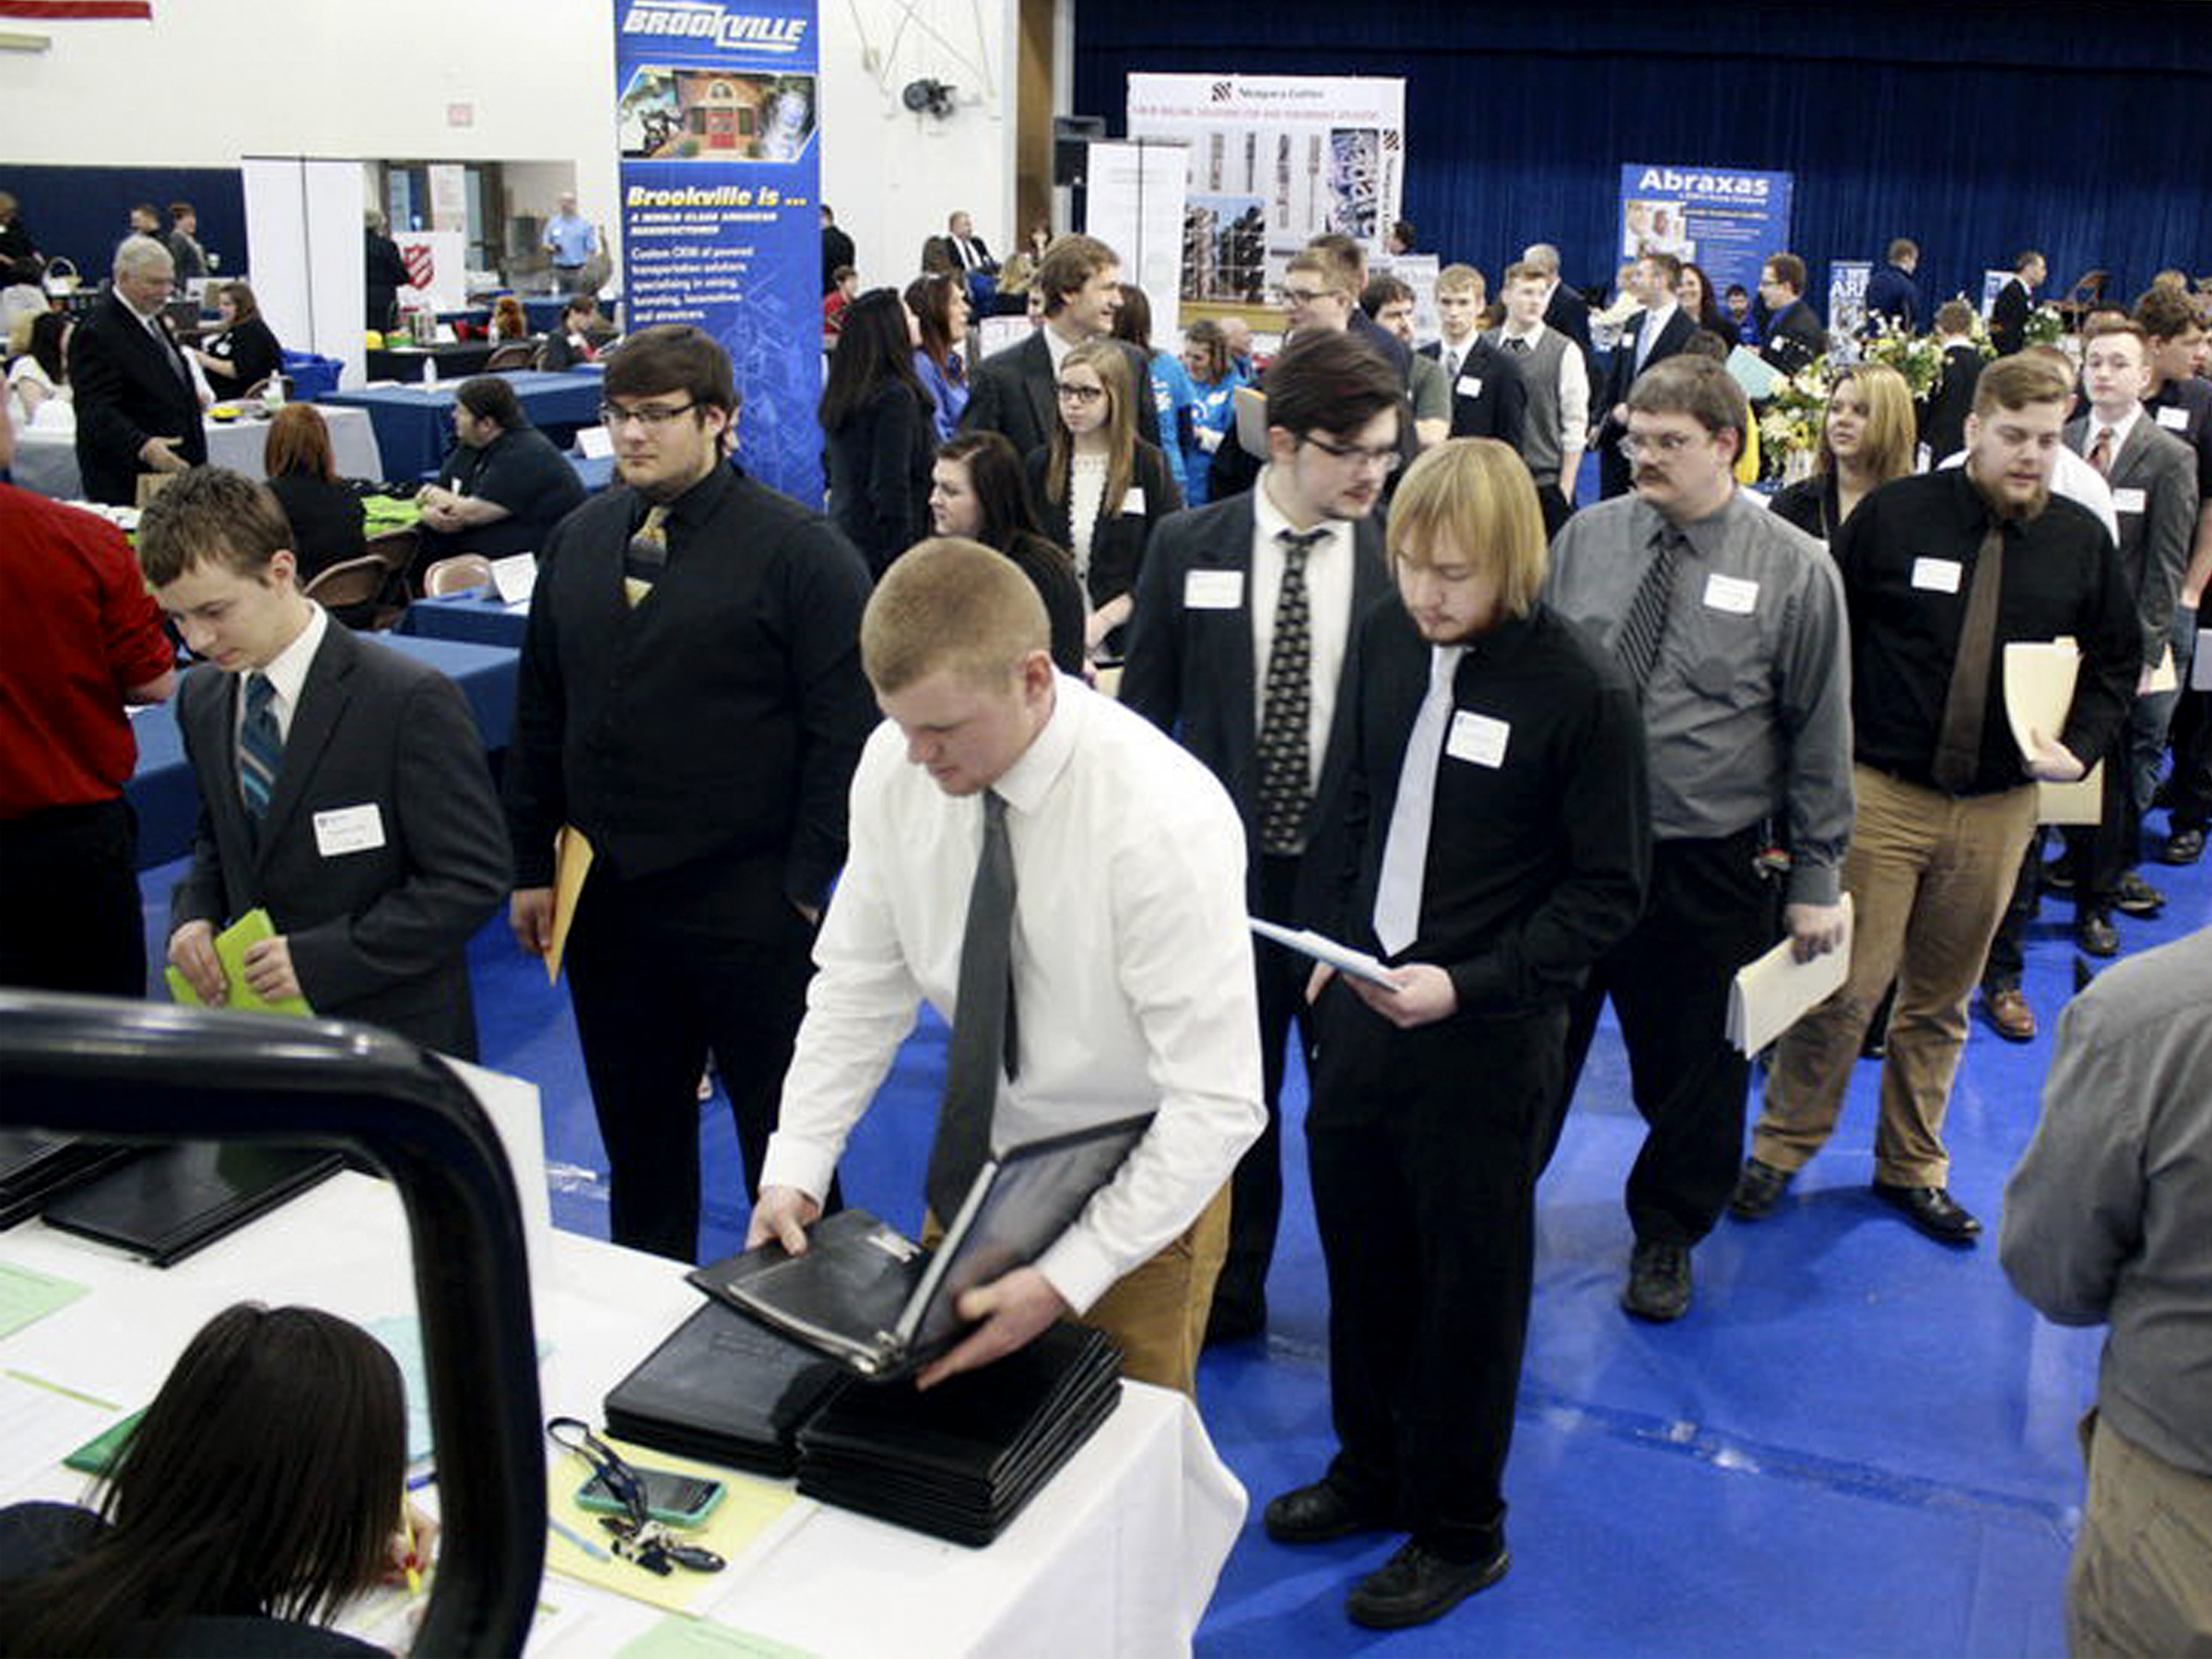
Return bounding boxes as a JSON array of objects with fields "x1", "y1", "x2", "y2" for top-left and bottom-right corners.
[
  {"x1": 364, "y1": 341, "x2": 500, "y2": 383},
  {"x1": 7, "y1": 405, "x2": 385, "y2": 500},
  {"x1": 397, "y1": 588, "x2": 533, "y2": 650},
  {"x1": 0, "y1": 1074, "x2": 1244, "y2": 1657},
  {"x1": 319, "y1": 369, "x2": 606, "y2": 480},
  {"x1": 124, "y1": 634, "x2": 518, "y2": 871}
]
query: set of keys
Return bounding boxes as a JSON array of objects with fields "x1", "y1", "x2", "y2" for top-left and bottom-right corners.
[{"x1": 547, "y1": 1415, "x2": 726, "y2": 1579}]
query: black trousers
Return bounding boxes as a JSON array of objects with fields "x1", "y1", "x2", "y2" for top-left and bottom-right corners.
[
  {"x1": 1982, "y1": 829, "x2": 2045, "y2": 992},
  {"x1": 1307, "y1": 990, "x2": 1565, "y2": 1559},
  {"x1": 1554, "y1": 826, "x2": 1779, "y2": 1246},
  {"x1": 564, "y1": 861, "x2": 829, "y2": 1262},
  {"x1": 0, "y1": 798, "x2": 145, "y2": 998},
  {"x1": 1209, "y1": 853, "x2": 1318, "y2": 1329}
]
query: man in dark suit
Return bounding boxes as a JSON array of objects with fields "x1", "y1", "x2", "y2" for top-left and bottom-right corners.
[
  {"x1": 1122, "y1": 330, "x2": 1401, "y2": 1347},
  {"x1": 1864, "y1": 238, "x2": 1922, "y2": 336},
  {"x1": 1594, "y1": 253, "x2": 1693, "y2": 499},
  {"x1": 1919, "y1": 300, "x2": 1985, "y2": 465},
  {"x1": 365, "y1": 209, "x2": 410, "y2": 332},
  {"x1": 70, "y1": 236, "x2": 206, "y2": 507},
  {"x1": 1419, "y1": 265, "x2": 1526, "y2": 450},
  {"x1": 819, "y1": 205, "x2": 855, "y2": 297},
  {"x1": 1525, "y1": 241, "x2": 1596, "y2": 387},
  {"x1": 505, "y1": 325, "x2": 878, "y2": 1263},
  {"x1": 922, "y1": 210, "x2": 997, "y2": 279},
  {"x1": 1758, "y1": 253, "x2": 1828, "y2": 377},
  {"x1": 959, "y1": 233, "x2": 1159, "y2": 458},
  {"x1": 1990, "y1": 250, "x2": 2046, "y2": 357},
  {"x1": 143, "y1": 467, "x2": 511, "y2": 1057},
  {"x1": 2058, "y1": 321, "x2": 2198, "y2": 953}
]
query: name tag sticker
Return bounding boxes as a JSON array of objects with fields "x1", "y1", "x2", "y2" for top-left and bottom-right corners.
[
  {"x1": 2158, "y1": 405, "x2": 2191, "y2": 430},
  {"x1": 1445, "y1": 711, "x2": 1511, "y2": 769},
  {"x1": 1911, "y1": 558, "x2": 1963, "y2": 594},
  {"x1": 313, "y1": 804, "x2": 386, "y2": 858},
  {"x1": 1455, "y1": 375, "x2": 1485, "y2": 399},
  {"x1": 1703, "y1": 572, "x2": 1759, "y2": 614},
  {"x1": 2112, "y1": 487, "x2": 2147, "y2": 514},
  {"x1": 1122, "y1": 487, "x2": 1147, "y2": 516},
  {"x1": 1184, "y1": 568, "x2": 1243, "y2": 610}
]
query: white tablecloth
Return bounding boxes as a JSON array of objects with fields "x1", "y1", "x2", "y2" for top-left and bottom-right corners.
[
  {"x1": 7, "y1": 404, "x2": 386, "y2": 500},
  {"x1": 0, "y1": 1089, "x2": 1241, "y2": 1657}
]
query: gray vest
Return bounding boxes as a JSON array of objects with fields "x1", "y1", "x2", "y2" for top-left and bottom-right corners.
[{"x1": 1484, "y1": 325, "x2": 1570, "y2": 485}]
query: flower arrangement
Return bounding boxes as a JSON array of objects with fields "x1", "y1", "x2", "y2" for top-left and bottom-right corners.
[
  {"x1": 2024, "y1": 302, "x2": 2065, "y2": 347},
  {"x1": 1861, "y1": 320, "x2": 1947, "y2": 399},
  {"x1": 1757, "y1": 355, "x2": 1835, "y2": 484}
]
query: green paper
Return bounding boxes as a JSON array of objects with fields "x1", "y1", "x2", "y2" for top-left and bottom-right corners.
[
  {"x1": 614, "y1": 1615, "x2": 818, "y2": 1659},
  {"x1": 164, "y1": 908, "x2": 313, "y2": 1017},
  {"x1": 64, "y1": 1407, "x2": 145, "y2": 1476},
  {"x1": 0, "y1": 1263, "x2": 90, "y2": 1339}
]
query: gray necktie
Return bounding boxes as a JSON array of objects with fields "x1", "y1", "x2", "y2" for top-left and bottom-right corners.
[{"x1": 925, "y1": 791, "x2": 1019, "y2": 1223}]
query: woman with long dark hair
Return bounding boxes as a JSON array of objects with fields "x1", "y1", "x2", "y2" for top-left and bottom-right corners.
[
  {"x1": 903, "y1": 271, "x2": 971, "y2": 441},
  {"x1": 6, "y1": 309, "x2": 71, "y2": 427},
  {"x1": 931, "y1": 429, "x2": 1086, "y2": 674},
  {"x1": 819, "y1": 286, "x2": 935, "y2": 576},
  {"x1": 1676, "y1": 262, "x2": 1732, "y2": 342},
  {"x1": 193, "y1": 280, "x2": 284, "y2": 398},
  {"x1": 0, "y1": 1303, "x2": 413, "y2": 1656},
  {"x1": 264, "y1": 403, "x2": 370, "y2": 587},
  {"x1": 1023, "y1": 337, "x2": 1180, "y2": 657}
]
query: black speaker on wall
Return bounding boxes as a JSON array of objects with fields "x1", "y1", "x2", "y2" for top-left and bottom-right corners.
[{"x1": 1053, "y1": 115, "x2": 1106, "y2": 186}]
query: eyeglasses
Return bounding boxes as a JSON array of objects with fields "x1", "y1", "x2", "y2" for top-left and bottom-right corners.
[
  {"x1": 599, "y1": 401, "x2": 699, "y2": 429},
  {"x1": 1300, "y1": 433, "x2": 1401, "y2": 473},
  {"x1": 1054, "y1": 382, "x2": 1106, "y2": 406},
  {"x1": 1620, "y1": 429, "x2": 1702, "y2": 458},
  {"x1": 1281, "y1": 285, "x2": 1330, "y2": 306}
]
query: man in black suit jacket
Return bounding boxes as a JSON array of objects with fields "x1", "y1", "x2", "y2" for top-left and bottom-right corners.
[
  {"x1": 1989, "y1": 250, "x2": 2045, "y2": 357},
  {"x1": 144, "y1": 468, "x2": 510, "y2": 1058},
  {"x1": 1757, "y1": 253, "x2": 1828, "y2": 378},
  {"x1": 819, "y1": 204, "x2": 855, "y2": 296},
  {"x1": 922, "y1": 210, "x2": 997, "y2": 278},
  {"x1": 1919, "y1": 300, "x2": 1986, "y2": 465},
  {"x1": 1411, "y1": 265, "x2": 1527, "y2": 453},
  {"x1": 1122, "y1": 332, "x2": 1401, "y2": 1347},
  {"x1": 71, "y1": 236, "x2": 206, "y2": 507},
  {"x1": 1594, "y1": 253, "x2": 1694, "y2": 499},
  {"x1": 959, "y1": 232, "x2": 1160, "y2": 459},
  {"x1": 1525, "y1": 241, "x2": 1597, "y2": 386}
]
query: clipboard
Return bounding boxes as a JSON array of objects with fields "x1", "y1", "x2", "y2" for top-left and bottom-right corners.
[{"x1": 2002, "y1": 641, "x2": 2102, "y2": 825}]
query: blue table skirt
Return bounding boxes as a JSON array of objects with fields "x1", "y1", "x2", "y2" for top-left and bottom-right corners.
[
  {"x1": 126, "y1": 633, "x2": 518, "y2": 870},
  {"x1": 397, "y1": 590, "x2": 531, "y2": 650},
  {"x1": 318, "y1": 369, "x2": 606, "y2": 481}
]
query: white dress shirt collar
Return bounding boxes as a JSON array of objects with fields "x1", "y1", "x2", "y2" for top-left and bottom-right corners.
[
  {"x1": 994, "y1": 674, "x2": 1082, "y2": 818},
  {"x1": 240, "y1": 601, "x2": 328, "y2": 743},
  {"x1": 2087, "y1": 403, "x2": 2142, "y2": 457}
]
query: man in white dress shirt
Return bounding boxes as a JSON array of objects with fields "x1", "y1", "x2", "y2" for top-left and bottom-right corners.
[{"x1": 751, "y1": 538, "x2": 1265, "y2": 1395}]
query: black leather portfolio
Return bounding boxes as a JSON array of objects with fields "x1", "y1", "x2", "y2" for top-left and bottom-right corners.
[
  {"x1": 0, "y1": 1131, "x2": 133, "y2": 1231},
  {"x1": 688, "y1": 1114, "x2": 1150, "y2": 1379},
  {"x1": 39, "y1": 1141, "x2": 345, "y2": 1265},
  {"x1": 794, "y1": 1322, "x2": 1124, "y2": 1547},
  {"x1": 603, "y1": 1297, "x2": 847, "y2": 1477}
]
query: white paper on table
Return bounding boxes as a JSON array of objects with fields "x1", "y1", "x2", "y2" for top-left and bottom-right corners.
[
  {"x1": 490, "y1": 552, "x2": 537, "y2": 606},
  {"x1": 1247, "y1": 918, "x2": 1395, "y2": 987},
  {"x1": 0, "y1": 1371, "x2": 123, "y2": 1494},
  {"x1": 1727, "y1": 895, "x2": 1853, "y2": 1055}
]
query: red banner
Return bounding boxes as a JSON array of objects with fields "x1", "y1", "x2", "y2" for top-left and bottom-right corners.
[
  {"x1": 0, "y1": 3, "x2": 154, "y2": 17},
  {"x1": 402, "y1": 244, "x2": 435, "y2": 289}
]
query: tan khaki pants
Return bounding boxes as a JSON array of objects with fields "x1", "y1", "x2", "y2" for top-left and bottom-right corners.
[{"x1": 2070, "y1": 1411, "x2": 2212, "y2": 1657}]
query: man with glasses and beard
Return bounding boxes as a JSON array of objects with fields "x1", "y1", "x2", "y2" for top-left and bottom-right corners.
[{"x1": 503, "y1": 324, "x2": 877, "y2": 1262}]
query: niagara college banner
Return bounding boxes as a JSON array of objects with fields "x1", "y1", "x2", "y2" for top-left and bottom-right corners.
[{"x1": 613, "y1": 0, "x2": 822, "y2": 503}]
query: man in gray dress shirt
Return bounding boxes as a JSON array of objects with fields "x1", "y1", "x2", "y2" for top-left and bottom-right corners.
[
  {"x1": 1544, "y1": 354, "x2": 1853, "y2": 1322},
  {"x1": 2001, "y1": 924, "x2": 2212, "y2": 1655}
]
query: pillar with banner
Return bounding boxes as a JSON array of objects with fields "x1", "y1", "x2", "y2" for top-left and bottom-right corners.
[{"x1": 612, "y1": 0, "x2": 823, "y2": 503}]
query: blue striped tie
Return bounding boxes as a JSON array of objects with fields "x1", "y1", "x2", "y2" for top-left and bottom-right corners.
[{"x1": 238, "y1": 672, "x2": 281, "y2": 824}]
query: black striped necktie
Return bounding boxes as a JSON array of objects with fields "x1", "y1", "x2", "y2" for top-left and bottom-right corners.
[
  {"x1": 1615, "y1": 524, "x2": 1686, "y2": 696},
  {"x1": 238, "y1": 672, "x2": 281, "y2": 826}
]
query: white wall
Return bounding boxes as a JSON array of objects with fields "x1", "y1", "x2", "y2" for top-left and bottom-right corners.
[{"x1": 0, "y1": 0, "x2": 1018, "y2": 290}]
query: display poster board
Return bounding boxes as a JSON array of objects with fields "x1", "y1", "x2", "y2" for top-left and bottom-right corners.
[
  {"x1": 1371, "y1": 253, "x2": 1441, "y2": 348},
  {"x1": 613, "y1": 0, "x2": 823, "y2": 503},
  {"x1": 1127, "y1": 74, "x2": 1406, "y2": 308},
  {"x1": 1617, "y1": 162, "x2": 1792, "y2": 303},
  {"x1": 1982, "y1": 270, "x2": 2016, "y2": 317},
  {"x1": 1083, "y1": 141, "x2": 1190, "y2": 342},
  {"x1": 1829, "y1": 260, "x2": 1872, "y2": 349}
]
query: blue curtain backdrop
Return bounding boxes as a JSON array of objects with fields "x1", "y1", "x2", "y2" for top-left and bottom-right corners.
[{"x1": 1073, "y1": 1, "x2": 2212, "y2": 313}]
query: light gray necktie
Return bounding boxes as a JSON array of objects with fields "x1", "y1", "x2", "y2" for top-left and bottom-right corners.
[{"x1": 1372, "y1": 644, "x2": 1464, "y2": 957}]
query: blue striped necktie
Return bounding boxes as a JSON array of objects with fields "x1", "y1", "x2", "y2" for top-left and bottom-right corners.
[{"x1": 238, "y1": 672, "x2": 282, "y2": 824}]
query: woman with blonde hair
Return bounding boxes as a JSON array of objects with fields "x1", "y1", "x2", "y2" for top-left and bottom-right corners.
[
  {"x1": 1022, "y1": 336, "x2": 1179, "y2": 656},
  {"x1": 1769, "y1": 361, "x2": 1915, "y2": 539}
]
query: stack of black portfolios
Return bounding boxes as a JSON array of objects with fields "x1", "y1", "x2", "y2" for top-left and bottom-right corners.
[{"x1": 602, "y1": 1298, "x2": 845, "y2": 1477}]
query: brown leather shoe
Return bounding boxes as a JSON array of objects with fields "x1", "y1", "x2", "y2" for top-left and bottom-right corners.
[{"x1": 1980, "y1": 986, "x2": 2035, "y2": 1043}]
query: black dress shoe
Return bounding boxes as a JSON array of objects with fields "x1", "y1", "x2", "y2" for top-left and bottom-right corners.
[
  {"x1": 2113, "y1": 872, "x2": 2165, "y2": 916},
  {"x1": 1871, "y1": 1182, "x2": 1982, "y2": 1245},
  {"x1": 1203, "y1": 1300, "x2": 1266, "y2": 1348},
  {"x1": 2039, "y1": 856, "x2": 2077, "y2": 893},
  {"x1": 1729, "y1": 1156, "x2": 1794, "y2": 1220},
  {"x1": 2077, "y1": 912, "x2": 2120, "y2": 958},
  {"x1": 1263, "y1": 1478, "x2": 1394, "y2": 1545},
  {"x1": 2160, "y1": 827, "x2": 2206, "y2": 865},
  {"x1": 1621, "y1": 1239, "x2": 1691, "y2": 1321},
  {"x1": 1347, "y1": 1539, "x2": 1511, "y2": 1629}
]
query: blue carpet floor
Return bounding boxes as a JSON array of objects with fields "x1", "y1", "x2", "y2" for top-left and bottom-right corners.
[{"x1": 136, "y1": 802, "x2": 2209, "y2": 1655}]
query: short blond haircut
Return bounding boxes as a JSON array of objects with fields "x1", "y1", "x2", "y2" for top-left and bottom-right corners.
[
  {"x1": 1437, "y1": 263, "x2": 1487, "y2": 297},
  {"x1": 861, "y1": 538, "x2": 1050, "y2": 694},
  {"x1": 1385, "y1": 440, "x2": 1547, "y2": 623}
]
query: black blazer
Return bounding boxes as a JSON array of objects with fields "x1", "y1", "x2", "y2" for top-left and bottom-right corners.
[
  {"x1": 823, "y1": 379, "x2": 933, "y2": 577},
  {"x1": 959, "y1": 331, "x2": 1162, "y2": 459},
  {"x1": 1989, "y1": 277, "x2": 2032, "y2": 357},
  {"x1": 1023, "y1": 439, "x2": 1180, "y2": 614},
  {"x1": 820, "y1": 223, "x2": 856, "y2": 293},
  {"x1": 1001, "y1": 528, "x2": 1088, "y2": 677},
  {"x1": 1120, "y1": 492, "x2": 1391, "y2": 917},
  {"x1": 69, "y1": 289, "x2": 207, "y2": 507},
  {"x1": 2067, "y1": 411, "x2": 2200, "y2": 665},
  {"x1": 1544, "y1": 280, "x2": 1597, "y2": 384},
  {"x1": 365, "y1": 230, "x2": 410, "y2": 330},
  {"x1": 265, "y1": 473, "x2": 369, "y2": 582},
  {"x1": 171, "y1": 623, "x2": 512, "y2": 1057},
  {"x1": 1919, "y1": 345, "x2": 1983, "y2": 465},
  {"x1": 1420, "y1": 337, "x2": 1527, "y2": 450},
  {"x1": 1596, "y1": 306, "x2": 1696, "y2": 498},
  {"x1": 1761, "y1": 299, "x2": 1827, "y2": 378}
]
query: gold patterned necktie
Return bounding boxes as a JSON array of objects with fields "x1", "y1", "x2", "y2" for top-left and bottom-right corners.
[{"x1": 624, "y1": 504, "x2": 669, "y2": 608}]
